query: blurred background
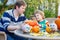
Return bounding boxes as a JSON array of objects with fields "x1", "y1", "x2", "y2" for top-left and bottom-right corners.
[{"x1": 0, "y1": 0, "x2": 60, "y2": 18}]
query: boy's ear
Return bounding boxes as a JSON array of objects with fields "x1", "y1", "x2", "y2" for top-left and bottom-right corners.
[{"x1": 16, "y1": 6, "x2": 19, "y2": 9}]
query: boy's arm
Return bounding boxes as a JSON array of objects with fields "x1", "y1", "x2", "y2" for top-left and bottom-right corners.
[
  {"x1": 2, "y1": 12, "x2": 19, "y2": 31},
  {"x1": 45, "y1": 20, "x2": 50, "y2": 26}
]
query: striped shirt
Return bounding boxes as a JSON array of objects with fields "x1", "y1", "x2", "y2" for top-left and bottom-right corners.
[{"x1": 2, "y1": 9, "x2": 26, "y2": 32}]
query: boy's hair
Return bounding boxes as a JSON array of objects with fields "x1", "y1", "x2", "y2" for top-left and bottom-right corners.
[
  {"x1": 14, "y1": 0, "x2": 27, "y2": 9},
  {"x1": 34, "y1": 10, "x2": 45, "y2": 19},
  {"x1": 30, "y1": 15, "x2": 35, "y2": 19}
]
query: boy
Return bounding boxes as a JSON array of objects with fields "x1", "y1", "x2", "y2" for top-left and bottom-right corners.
[
  {"x1": 2, "y1": 0, "x2": 28, "y2": 40},
  {"x1": 34, "y1": 10, "x2": 49, "y2": 32}
]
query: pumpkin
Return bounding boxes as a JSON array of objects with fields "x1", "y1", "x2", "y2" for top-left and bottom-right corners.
[
  {"x1": 46, "y1": 26, "x2": 51, "y2": 33},
  {"x1": 55, "y1": 18, "x2": 60, "y2": 30},
  {"x1": 30, "y1": 26, "x2": 40, "y2": 33},
  {"x1": 25, "y1": 20, "x2": 38, "y2": 27}
]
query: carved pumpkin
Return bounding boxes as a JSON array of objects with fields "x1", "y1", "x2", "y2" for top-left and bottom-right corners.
[{"x1": 55, "y1": 18, "x2": 60, "y2": 30}]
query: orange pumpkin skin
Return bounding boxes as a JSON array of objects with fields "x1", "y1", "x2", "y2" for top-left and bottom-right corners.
[
  {"x1": 25, "y1": 20, "x2": 38, "y2": 27},
  {"x1": 31, "y1": 26, "x2": 40, "y2": 33},
  {"x1": 55, "y1": 18, "x2": 60, "y2": 30},
  {"x1": 25, "y1": 20, "x2": 40, "y2": 33},
  {"x1": 46, "y1": 26, "x2": 51, "y2": 33}
]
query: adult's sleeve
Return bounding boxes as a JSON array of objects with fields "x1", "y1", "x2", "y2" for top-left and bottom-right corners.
[
  {"x1": 2, "y1": 12, "x2": 11, "y2": 32},
  {"x1": 0, "y1": 19, "x2": 4, "y2": 31}
]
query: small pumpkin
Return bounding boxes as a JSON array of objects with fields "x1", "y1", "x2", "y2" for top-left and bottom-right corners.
[
  {"x1": 30, "y1": 26, "x2": 40, "y2": 33},
  {"x1": 46, "y1": 26, "x2": 51, "y2": 33}
]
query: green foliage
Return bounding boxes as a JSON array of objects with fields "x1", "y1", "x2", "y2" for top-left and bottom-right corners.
[
  {"x1": 38, "y1": 0, "x2": 58, "y2": 18},
  {"x1": 25, "y1": 6, "x2": 35, "y2": 19},
  {"x1": 24, "y1": 0, "x2": 40, "y2": 18},
  {"x1": 0, "y1": 0, "x2": 8, "y2": 18},
  {"x1": 0, "y1": 0, "x2": 59, "y2": 18},
  {"x1": 44, "y1": 9, "x2": 56, "y2": 18}
]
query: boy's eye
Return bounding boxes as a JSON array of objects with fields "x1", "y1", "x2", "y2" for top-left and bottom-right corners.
[{"x1": 36, "y1": 15, "x2": 39, "y2": 16}]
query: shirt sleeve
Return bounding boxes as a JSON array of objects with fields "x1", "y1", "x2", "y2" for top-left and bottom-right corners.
[
  {"x1": 2, "y1": 12, "x2": 11, "y2": 32},
  {"x1": 0, "y1": 19, "x2": 4, "y2": 31},
  {"x1": 45, "y1": 20, "x2": 49, "y2": 26}
]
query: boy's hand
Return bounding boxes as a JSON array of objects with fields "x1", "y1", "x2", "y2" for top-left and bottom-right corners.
[{"x1": 38, "y1": 24, "x2": 42, "y2": 28}]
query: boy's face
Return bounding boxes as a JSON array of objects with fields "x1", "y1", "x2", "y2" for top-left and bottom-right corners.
[
  {"x1": 35, "y1": 13, "x2": 43, "y2": 21},
  {"x1": 16, "y1": 5, "x2": 26, "y2": 14}
]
